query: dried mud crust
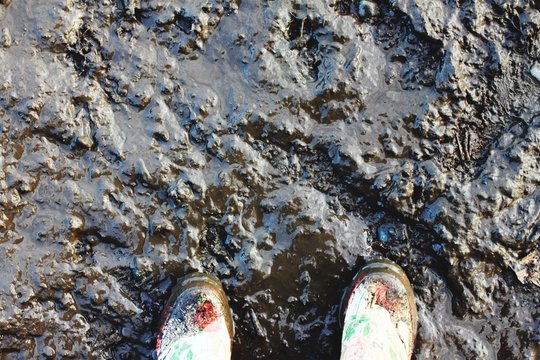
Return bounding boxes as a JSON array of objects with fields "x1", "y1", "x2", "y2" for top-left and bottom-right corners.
[{"x1": 0, "y1": 0, "x2": 539, "y2": 359}]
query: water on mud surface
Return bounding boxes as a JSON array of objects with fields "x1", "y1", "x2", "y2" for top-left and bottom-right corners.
[{"x1": 0, "y1": 0, "x2": 539, "y2": 359}]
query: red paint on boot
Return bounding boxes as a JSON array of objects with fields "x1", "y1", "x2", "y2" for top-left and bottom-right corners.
[
  {"x1": 374, "y1": 283, "x2": 400, "y2": 312},
  {"x1": 194, "y1": 300, "x2": 218, "y2": 330}
]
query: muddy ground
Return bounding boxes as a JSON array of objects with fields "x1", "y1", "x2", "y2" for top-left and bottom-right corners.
[{"x1": 0, "y1": 0, "x2": 539, "y2": 359}]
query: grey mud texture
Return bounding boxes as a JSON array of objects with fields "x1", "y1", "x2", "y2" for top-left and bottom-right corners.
[{"x1": 0, "y1": 0, "x2": 539, "y2": 359}]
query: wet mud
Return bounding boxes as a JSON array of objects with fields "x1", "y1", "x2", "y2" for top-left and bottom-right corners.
[{"x1": 1, "y1": 0, "x2": 540, "y2": 359}]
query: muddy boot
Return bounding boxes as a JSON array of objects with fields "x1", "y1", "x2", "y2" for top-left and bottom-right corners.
[
  {"x1": 156, "y1": 273, "x2": 234, "y2": 360},
  {"x1": 339, "y1": 259, "x2": 418, "y2": 360}
]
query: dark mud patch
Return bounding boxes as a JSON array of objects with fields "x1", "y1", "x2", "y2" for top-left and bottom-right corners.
[{"x1": 1, "y1": 0, "x2": 540, "y2": 359}]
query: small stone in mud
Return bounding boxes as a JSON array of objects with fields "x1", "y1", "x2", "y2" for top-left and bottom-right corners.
[
  {"x1": 378, "y1": 226, "x2": 389, "y2": 243},
  {"x1": 18, "y1": 179, "x2": 33, "y2": 193},
  {"x1": 76, "y1": 136, "x2": 94, "y2": 149},
  {"x1": 531, "y1": 62, "x2": 540, "y2": 82},
  {"x1": 0, "y1": 212, "x2": 7, "y2": 230},
  {"x1": 66, "y1": 215, "x2": 83, "y2": 231},
  {"x1": 128, "y1": 84, "x2": 154, "y2": 110},
  {"x1": 43, "y1": 346, "x2": 55, "y2": 358},
  {"x1": 161, "y1": 78, "x2": 174, "y2": 95},
  {"x1": 152, "y1": 126, "x2": 170, "y2": 142},
  {"x1": 6, "y1": 189, "x2": 20, "y2": 207},
  {"x1": 1, "y1": 28, "x2": 11, "y2": 48},
  {"x1": 168, "y1": 179, "x2": 194, "y2": 203},
  {"x1": 358, "y1": 1, "x2": 378, "y2": 18},
  {"x1": 0, "y1": 0, "x2": 11, "y2": 7},
  {"x1": 150, "y1": 216, "x2": 174, "y2": 235},
  {"x1": 248, "y1": 307, "x2": 267, "y2": 339}
]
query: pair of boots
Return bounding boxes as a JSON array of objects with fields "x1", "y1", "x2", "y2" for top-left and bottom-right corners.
[{"x1": 156, "y1": 259, "x2": 417, "y2": 360}]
